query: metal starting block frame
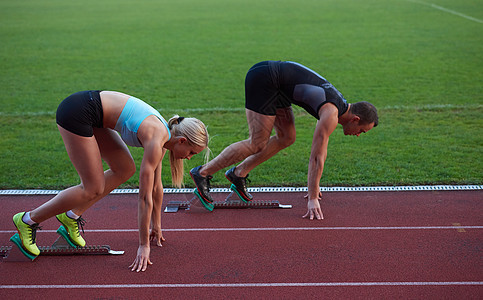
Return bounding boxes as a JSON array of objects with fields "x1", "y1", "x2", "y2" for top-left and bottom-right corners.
[
  {"x1": 164, "y1": 190, "x2": 292, "y2": 213},
  {"x1": 1, "y1": 226, "x2": 124, "y2": 262}
]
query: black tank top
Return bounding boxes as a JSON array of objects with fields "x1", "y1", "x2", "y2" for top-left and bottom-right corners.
[{"x1": 269, "y1": 61, "x2": 348, "y2": 119}]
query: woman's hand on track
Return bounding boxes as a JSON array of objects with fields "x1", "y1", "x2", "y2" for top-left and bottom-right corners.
[
  {"x1": 129, "y1": 245, "x2": 152, "y2": 272},
  {"x1": 150, "y1": 228, "x2": 166, "y2": 247}
]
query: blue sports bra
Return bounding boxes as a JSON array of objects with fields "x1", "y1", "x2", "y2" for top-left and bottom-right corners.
[{"x1": 114, "y1": 97, "x2": 171, "y2": 147}]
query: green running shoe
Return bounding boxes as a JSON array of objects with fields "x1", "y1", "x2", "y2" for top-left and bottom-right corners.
[
  {"x1": 56, "y1": 212, "x2": 86, "y2": 247},
  {"x1": 12, "y1": 212, "x2": 41, "y2": 256}
]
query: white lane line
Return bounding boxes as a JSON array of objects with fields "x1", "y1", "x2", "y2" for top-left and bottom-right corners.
[
  {"x1": 2, "y1": 103, "x2": 482, "y2": 118},
  {"x1": 1, "y1": 282, "x2": 482, "y2": 289},
  {"x1": 1, "y1": 185, "x2": 481, "y2": 195},
  {"x1": 406, "y1": 0, "x2": 483, "y2": 23},
  {"x1": 1, "y1": 226, "x2": 482, "y2": 234}
]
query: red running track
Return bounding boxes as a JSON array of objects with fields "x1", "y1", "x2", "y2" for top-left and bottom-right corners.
[{"x1": 0, "y1": 190, "x2": 482, "y2": 299}]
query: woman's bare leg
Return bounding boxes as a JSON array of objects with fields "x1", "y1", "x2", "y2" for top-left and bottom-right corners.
[
  {"x1": 70, "y1": 128, "x2": 135, "y2": 215},
  {"x1": 29, "y1": 126, "x2": 106, "y2": 223}
]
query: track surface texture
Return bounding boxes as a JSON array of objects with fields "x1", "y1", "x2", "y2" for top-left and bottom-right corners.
[{"x1": 1, "y1": 190, "x2": 481, "y2": 299}]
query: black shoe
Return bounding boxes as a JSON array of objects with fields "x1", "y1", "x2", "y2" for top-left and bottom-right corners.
[
  {"x1": 225, "y1": 167, "x2": 253, "y2": 202},
  {"x1": 190, "y1": 166, "x2": 214, "y2": 203}
]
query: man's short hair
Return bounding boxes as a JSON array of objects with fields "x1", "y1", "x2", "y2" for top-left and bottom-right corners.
[{"x1": 350, "y1": 101, "x2": 378, "y2": 126}]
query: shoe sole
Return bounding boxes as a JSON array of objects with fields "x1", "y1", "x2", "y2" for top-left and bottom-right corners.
[
  {"x1": 10, "y1": 233, "x2": 38, "y2": 259},
  {"x1": 225, "y1": 175, "x2": 253, "y2": 202},
  {"x1": 55, "y1": 216, "x2": 85, "y2": 247},
  {"x1": 189, "y1": 172, "x2": 214, "y2": 203},
  {"x1": 56, "y1": 226, "x2": 80, "y2": 248},
  {"x1": 193, "y1": 188, "x2": 214, "y2": 211}
]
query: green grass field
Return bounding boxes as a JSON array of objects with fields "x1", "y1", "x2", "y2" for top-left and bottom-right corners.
[{"x1": 1, "y1": 0, "x2": 482, "y2": 189}]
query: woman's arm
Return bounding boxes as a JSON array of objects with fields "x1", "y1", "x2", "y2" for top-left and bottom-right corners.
[
  {"x1": 130, "y1": 138, "x2": 164, "y2": 272},
  {"x1": 150, "y1": 149, "x2": 167, "y2": 246}
]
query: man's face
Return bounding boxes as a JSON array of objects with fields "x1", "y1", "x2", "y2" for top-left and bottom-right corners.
[{"x1": 343, "y1": 119, "x2": 375, "y2": 137}]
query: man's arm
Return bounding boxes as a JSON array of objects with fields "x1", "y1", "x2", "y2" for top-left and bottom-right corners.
[{"x1": 304, "y1": 104, "x2": 339, "y2": 220}]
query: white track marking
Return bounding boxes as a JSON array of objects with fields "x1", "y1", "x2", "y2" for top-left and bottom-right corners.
[
  {"x1": 1, "y1": 226, "x2": 482, "y2": 234},
  {"x1": 1, "y1": 281, "x2": 482, "y2": 289},
  {"x1": 1, "y1": 103, "x2": 482, "y2": 118},
  {"x1": 406, "y1": 0, "x2": 483, "y2": 23},
  {"x1": 0, "y1": 185, "x2": 481, "y2": 195}
]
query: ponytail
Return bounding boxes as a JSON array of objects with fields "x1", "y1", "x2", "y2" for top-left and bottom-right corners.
[{"x1": 167, "y1": 115, "x2": 210, "y2": 188}]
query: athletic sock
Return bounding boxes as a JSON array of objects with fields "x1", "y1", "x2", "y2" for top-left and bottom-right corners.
[
  {"x1": 22, "y1": 212, "x2": 37, "y2": 225},
  {"x1": 66, "y1": 210, "x2": 80, "y2": 220}
]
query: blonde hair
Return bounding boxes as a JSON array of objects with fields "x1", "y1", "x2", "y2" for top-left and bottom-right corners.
[{"x1": 167, "y1": 115, "x2": 210, "y2": 188}]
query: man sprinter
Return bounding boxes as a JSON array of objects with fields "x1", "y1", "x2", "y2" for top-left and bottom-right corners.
[{"x1": 190, "y1": 60, "x2": 378, "y2": 219}]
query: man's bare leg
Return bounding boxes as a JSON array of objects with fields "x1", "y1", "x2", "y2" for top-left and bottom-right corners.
[
  {"x1": 199, "y1": 109, "x2": 275, "y2": 177},
  {"x1": 235, "y1": 107, "x2": 296, "y2": 177}
]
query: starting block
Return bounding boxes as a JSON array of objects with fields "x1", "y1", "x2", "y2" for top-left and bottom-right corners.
[
  {"x1": 1, "y1": 226, "x2": 124, "y2": 262},
  {"x1": 164, "y1": 189, "x2": 292, "y2": 213}
]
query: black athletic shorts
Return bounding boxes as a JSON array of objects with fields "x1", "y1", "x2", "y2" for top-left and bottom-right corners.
[
  {"x1": 56, "y1": 90, "x2": 103, "y2": 137},
  {"x1": 244, "y1": 61, "x2": 292, "y2": 116}
]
